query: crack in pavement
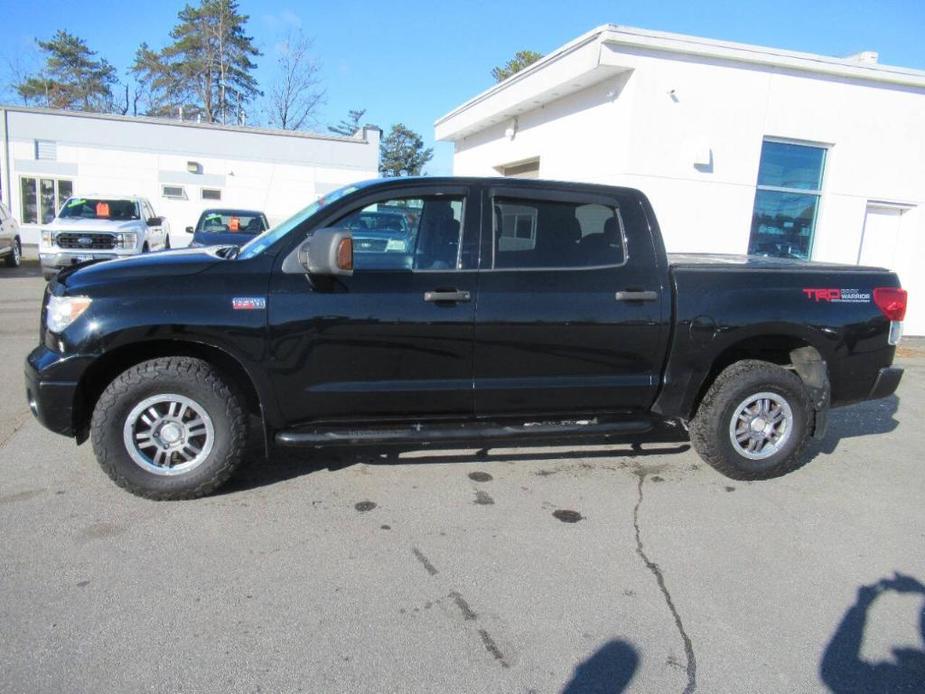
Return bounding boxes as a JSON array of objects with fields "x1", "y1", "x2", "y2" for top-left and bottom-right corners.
[
  {"x1": 633, "y1": 471, "x2": 697, "y2": 694},
  {"x1": 410, "y1": 547, "x2": 510, "y2": 668},
  {"x1": 0, "y1": 410, "x2": 30, "y2": 451}
]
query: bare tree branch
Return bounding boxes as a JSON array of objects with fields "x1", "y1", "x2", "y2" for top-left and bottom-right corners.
[{"x1": 267, "y1": 30, "x2": 325, "y2": 130}]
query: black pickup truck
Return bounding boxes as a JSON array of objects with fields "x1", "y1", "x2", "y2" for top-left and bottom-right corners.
[{"x1": 25, "y1": 178, "x2": 906, "y2": 499}]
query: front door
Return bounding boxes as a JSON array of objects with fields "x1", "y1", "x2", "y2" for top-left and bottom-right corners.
[
  {"x1": 473, "y1": 186, "x2": 669, "y2": 418},
  {"x1": 267, "y1": 186, "x2": 480, "y2": 426}
]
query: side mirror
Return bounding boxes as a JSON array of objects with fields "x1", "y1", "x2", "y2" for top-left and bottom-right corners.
[
  {"x1": 299, "y1": 228, "x2": 353, "y2": 276},
  {"x1": 146, "y1": 216, "x2": 163, "y2": 227},
  {"x1": 185, "y1": 226, "x2": 194, "y2": 234}
]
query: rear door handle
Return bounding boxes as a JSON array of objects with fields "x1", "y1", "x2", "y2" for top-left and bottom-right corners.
[
  {"x1": 615, "y1": 290, "x2": 658, "y2": 302},
  {"x1": 424, "y1": 290, "x2": 471, "y2": 303}
]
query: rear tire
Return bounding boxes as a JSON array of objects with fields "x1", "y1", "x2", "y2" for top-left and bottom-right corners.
[
  {"x1": 91, "y1": 357, "x2": 248, "y2": 499},
  {"x1": 164, "y1": 235, "x2": 171, "y2": 250},
  {"x1": 4, "y1": 237, "x2": 21, "y2": 267},
  {"x1": 689, "y1": 360, "x2": 811, "y2": 480}
]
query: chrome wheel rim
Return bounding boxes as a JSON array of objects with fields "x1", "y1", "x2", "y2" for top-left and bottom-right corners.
[
  {"x1": 728, "y1": 391, "x2": 793, "y2": 460},
  {"x1": 122, "y1": 394, "x2": 214, "y2": 476},
  {"x1": 12, "y1": 241, "x2": 20, "y2": 265}
]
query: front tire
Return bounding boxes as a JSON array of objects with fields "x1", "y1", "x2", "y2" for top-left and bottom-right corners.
[
  {"x1": 91, "y1": 357, "x2": 248, "y2": 499},
  {"x1": 4, "y1": 237, "x2": 21, "y2": 267},
  {"x1": 690, "y1": 360, "x2": 811, "y2": 480}
]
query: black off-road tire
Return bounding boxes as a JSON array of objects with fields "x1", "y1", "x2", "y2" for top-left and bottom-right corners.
[
  {"x1": 689, "y1": 360, "x2": 812, "y2": 480},
  {"x1": 5, "y1": 237, "x2": 22, "y2": 267},
  {"x1": 91, "y1": 357, "x2": 248, "y2": 500}
]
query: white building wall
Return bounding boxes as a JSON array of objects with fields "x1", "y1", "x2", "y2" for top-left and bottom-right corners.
[
  {"x1": 0, "y1": 107, "x2": 380, "y2": 247},
  {"x1": 449, "y1": 48, "x2": 925, "y2": 333}
]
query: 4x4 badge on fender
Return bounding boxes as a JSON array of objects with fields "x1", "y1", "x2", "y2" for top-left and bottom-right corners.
[{"x1": 231, "y1": 297, "x2": 266, "y2": 310}]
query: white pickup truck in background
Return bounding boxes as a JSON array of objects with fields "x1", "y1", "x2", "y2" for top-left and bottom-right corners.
[{"x1": 39, "y1": 195, "x2": 171, "y2": 280}]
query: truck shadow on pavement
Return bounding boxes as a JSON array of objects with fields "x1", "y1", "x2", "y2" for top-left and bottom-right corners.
[
  {"x1": 562, "y1": 639, "x2": 639, "y2": 693},
  {"x1": 808, "y1": 395, "x2": 900, "y2": 457},
  {"x1": 222, "y1": 429, "x2": 691, "y2": 495},
  {"x1": 224, "y1": 396, "x2": 898, "y2": 494},
  {"x1": 820, "y1": 572, "x2": 925, "y2": 692}
]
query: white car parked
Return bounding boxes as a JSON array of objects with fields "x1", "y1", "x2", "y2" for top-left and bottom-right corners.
[
  {"x1": 39, "y1": 195, "x2": 170, "y2": 280},
  {"x1": 0, "y1": 201, "x2": 23, "y2": 269}
]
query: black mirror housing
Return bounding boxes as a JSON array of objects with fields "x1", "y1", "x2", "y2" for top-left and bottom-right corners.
[
  {"x1": 185, "y1": 226, "x2": 194, "y2": 234},
  {"x1": 146, "y1": 216, "x2": 162, "y2": 227},
  {"x1": 299, "y1": 228, "x2": 353, "y2": 276}
]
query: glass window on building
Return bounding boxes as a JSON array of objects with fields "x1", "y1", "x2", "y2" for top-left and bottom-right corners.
[
  {"x1": 20, "y1": 177, "x2": 38, "y2": 224},
  {"x1": 748, "y1": 140, "x2": 827, "y2": 260},
  {"x1": 19, "y1": 177, "x2": 74, "y2": 224}
]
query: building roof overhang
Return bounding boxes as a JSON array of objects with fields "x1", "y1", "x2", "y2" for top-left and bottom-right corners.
[{"x1": 434, "y1": 24, "x2": 925, "y2": 142}]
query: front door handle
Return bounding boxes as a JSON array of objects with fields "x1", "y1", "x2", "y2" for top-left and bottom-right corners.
[
  {"x1": 424, "y1": 290, "x2": 471, "y2": 303},
  {"x1": 615, "y1": 290, "x2": 658, "y2": 302}
]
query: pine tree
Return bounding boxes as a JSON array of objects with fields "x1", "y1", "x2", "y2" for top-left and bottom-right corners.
[
  {"x1": 132, "y1": 0, "x2": 261, "y2": 123},
  {"x1": 379, "y1": 123, "x2": 433, "y2": 177},
  {"x1": 16, "y1": 30, "x2": 117, "y2": 111},
  {"x1": 328, "y1": 108, "x2": 367, "y2": 136}
]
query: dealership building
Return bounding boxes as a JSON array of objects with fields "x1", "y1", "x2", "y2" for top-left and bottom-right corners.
[
  {"x1": 0, "y1": 105, "x2": 380, "y2": 247},
  {"x1": 436, "y1": 25, "x2": 925, "y2": 334}
]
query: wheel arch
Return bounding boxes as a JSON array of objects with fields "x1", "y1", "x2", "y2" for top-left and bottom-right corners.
[
  {"x1": 73, "y1": 339, "x2": 268, "y2": 448},
  {"x1": 685, "y1": 326, "x2": 831, "y2": 421}
]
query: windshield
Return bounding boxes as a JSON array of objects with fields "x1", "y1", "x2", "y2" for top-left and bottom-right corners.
[
  {"x1": 59, "y1": 198, "x2": 140, "y2": 221},
  {"x1": 238, "y1": 184, "x2": 363, "y2": 260},
  {"x1": 196, "y1": 211, "x2": 266, "y2": 235}
]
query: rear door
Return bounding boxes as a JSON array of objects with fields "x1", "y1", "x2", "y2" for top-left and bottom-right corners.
[
  {"x1": 267, "y1": 184, "x2": 481, "y2": 426},
  {"x1": 473, "y1": 185, "x2": 670, "y2": 417}
]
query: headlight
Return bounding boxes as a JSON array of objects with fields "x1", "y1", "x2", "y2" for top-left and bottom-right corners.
[
  {"x1": 114, "y1": 232, "x2": 138, "y2": 249},
  {"x1": 46, "y1": 296, "x2": 92, "y2": 333},
  {"x1": 41, "y1": 230, "x2": 56, "y2": 246}
]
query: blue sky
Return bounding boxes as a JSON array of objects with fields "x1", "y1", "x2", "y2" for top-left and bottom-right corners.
[{"x1": 2, "y1": 0, "x2": 923, "y2": 175}]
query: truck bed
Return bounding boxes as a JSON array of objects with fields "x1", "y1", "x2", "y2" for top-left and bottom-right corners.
[{"x1": 667, "y1": 253, "x2": 887, "y2": 273}]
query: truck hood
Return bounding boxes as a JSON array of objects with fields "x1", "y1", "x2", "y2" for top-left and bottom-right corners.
[
  {"x1": 46, "y1": 218, "x2": 143, "y2": 232},
  {"x1": 57, "y1": 247, "x2": 224, "y2": 290}
]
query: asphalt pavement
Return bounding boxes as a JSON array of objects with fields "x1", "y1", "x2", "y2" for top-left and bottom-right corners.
[{"x1": 2, "y1": 259, "x2": 923, "y2": 693}]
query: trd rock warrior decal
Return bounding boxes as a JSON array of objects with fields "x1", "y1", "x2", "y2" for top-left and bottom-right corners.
[{"x1": 803, "y1": 288, "x2": 871, "y2": 303}]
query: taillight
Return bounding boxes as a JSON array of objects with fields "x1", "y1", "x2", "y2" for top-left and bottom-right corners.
[{"x1": 873, "y1": 287, "x2": 907, "y2": 321}]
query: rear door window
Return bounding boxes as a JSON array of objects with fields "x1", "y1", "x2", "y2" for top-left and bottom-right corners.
[{"x1": 493, "y1": 197, "x2": 626, "y2": 269}]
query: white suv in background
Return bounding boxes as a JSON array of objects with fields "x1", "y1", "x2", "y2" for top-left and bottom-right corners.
[
  {"x1": 0, "y1": 201, "x2": 23, "y2": 269},
  {"x1": 39, "y1": 195, "x2": 170, "y2": 280}
]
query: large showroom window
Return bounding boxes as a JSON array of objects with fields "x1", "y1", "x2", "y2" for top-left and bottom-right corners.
[
  {"x1": 748, "y1": 140, "x2": 826, "y2": 260},
  {"x1": 19, "y1": 177, "x2": 73, "y2": 224}
]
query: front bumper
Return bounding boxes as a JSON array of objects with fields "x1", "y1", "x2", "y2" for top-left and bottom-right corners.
[
  {"x1": 868, "y1": 366, "x2": 903, "y2": 400},
  {"x1": 24, "y1": 346, "x2": 95, "y2": 438},
  {"x1": 40, "y1": 251, "x2": 121, "y2": 272}
]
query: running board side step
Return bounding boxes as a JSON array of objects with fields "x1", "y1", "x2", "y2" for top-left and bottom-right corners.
[{"x1": 275, "y1": 418, "x2": 653, "y2": 447}]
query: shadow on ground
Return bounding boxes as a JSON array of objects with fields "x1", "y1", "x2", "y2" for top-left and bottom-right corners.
[
  {"x1": 562, "y1": 639, "x2": 639, "y2": 693},
  {"x1": 223, "y1": 396, "x2": 900, "y2": 494},
  {"x1": 0, "y1": 259, "x2": 42, "y2": 279},
  {"x1": 821, "y1": 572, "x2": 925, "y2": 692},
  {"x1": 808, "y1": 395, "x2": 900, "y2": 457}
]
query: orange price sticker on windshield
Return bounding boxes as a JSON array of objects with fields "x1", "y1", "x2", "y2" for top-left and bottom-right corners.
[
  {"x1": 96, "y1": 201, "x2": 110, "y2": 217},
  {"x1": 229, "y1": 217, "x2": 240, "y2": 232}
]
